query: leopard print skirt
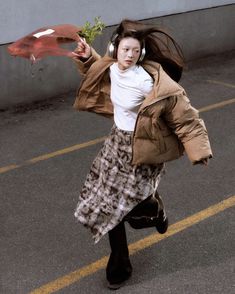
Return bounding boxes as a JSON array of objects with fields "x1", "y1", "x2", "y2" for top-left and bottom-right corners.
[{"x1": 74, "y1": 125, "x2": 164, "y2": 243}]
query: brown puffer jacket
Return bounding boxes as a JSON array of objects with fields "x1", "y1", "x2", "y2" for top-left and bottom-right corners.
[{"x1": 73, "y1": 52, "x2": 212, "y2": 165}]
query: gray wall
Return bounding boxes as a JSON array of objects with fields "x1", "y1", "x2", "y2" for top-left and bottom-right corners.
[
  {"x1": 1, "y1": 0, "x2": 234, "y2": 44},
  {"x1": 0, "y1": 3, "x2": 235, "y2": 109}
]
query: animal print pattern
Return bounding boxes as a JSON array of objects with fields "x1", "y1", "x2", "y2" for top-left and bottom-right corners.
[{"x1": 74, "y1": 125, "x2": 164, "y2": 243}]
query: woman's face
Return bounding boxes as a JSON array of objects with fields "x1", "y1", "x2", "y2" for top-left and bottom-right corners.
[{"x1": 117, "y1": 37, "x2": 141, "y2": 70}]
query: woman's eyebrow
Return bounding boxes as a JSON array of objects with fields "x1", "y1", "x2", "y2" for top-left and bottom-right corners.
[{"x1": 122, "y1": 46, "x2": 140, "y2": 49}]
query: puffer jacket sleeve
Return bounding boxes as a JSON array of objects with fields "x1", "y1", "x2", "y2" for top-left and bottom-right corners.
[
  {"x1": 72, "y1": 47, "x2": 101, "y2": 76},
  {"x1": 163, "y1": 94, "x2": 213, "y2": 164}
]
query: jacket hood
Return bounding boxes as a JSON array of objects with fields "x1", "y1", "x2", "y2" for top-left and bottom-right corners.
[{"x1": 140, "y1": 61, "x2": 185, "y2": 111}]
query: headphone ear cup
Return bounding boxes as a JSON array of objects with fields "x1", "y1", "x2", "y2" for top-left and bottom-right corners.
[
  {"x1": 108, "y1": 34, "x2": 119, "y2": 58},
  {"x1": 138, "y1": 47, "x2": 146, "y2": 62},
  {"x1": 108, "y1": 42, "x2": 115, "y2": 58}
]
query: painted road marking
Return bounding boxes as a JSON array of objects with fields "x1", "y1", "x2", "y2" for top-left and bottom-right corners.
[
  {"x1": 207, "y1": 80, "x2": 235, "y2": 89},
  {"x1": 1, "y1": 97, "x2": 235, "y2": 175},
  {"x1": 0, "y1": 164, "x2": 20, "y2": 174},
  {"x1": 199, "y1": 97, "x2": 235, "y2": 113},
  {"x1": 29, "y1": 195, "x2": 235, "y2": 294},
  {"x1": 0, "y1": 137, "x2": 106, "y2": 174}
]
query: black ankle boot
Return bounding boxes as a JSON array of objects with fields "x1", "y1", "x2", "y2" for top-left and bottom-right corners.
[
  {"x1": 154, "y1": 193, "x2": 168, "y2": 234},
  {"x1": 155, "y1": 208, "x2": 168, "y2": 234},
  {"x1": 125, "y1": 192, "x2": 169, "y2": 234}
]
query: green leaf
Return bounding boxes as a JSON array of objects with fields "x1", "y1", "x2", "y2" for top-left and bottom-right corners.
[{"x1": 78, "y1": 17, "x2": 106, "y2": 44}]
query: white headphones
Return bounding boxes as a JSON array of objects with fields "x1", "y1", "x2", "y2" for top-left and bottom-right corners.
[{"x1": 108, "y1": 34, "x2": 146, "y2": 62}]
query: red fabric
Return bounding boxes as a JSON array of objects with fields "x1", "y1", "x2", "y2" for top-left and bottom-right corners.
[{"x1": 8, "y1": 24, "x2": 81, "y2": 63}]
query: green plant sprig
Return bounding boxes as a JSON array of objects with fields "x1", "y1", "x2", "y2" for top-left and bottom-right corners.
[{"x1": 78, "y1": 17, "x2": 106, "y2": 44}]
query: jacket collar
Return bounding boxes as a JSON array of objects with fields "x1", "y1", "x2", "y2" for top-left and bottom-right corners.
[
  {"x1": 84, "y1": 57, "x2": 184, "y2": 110},
  {"x1": 139, "y1": 61, "x2": 184, "y2": 111}
]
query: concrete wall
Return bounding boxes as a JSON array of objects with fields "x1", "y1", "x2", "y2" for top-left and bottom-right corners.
[
  {"x1": 0, "y1": 3, "x2": 235, "y2": 109},
  {"x1": 1, "y1": 0, "x2": 234, "y2": 44}
]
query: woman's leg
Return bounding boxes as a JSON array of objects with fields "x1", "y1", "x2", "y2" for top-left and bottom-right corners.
[{"x1": 106, "y1": 221, "x2": 132, "y2": 288}]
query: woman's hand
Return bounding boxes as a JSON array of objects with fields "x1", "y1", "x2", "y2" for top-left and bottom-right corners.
[
  {"x1": 72, "y1": 38, "x2": 91, "y2": 60},
  {"x1": 195, "y1": 157, "x2": 210, "y2": 166},
  {"x1": 201, "y1": 158, "x2": 209, "y2": 166}
]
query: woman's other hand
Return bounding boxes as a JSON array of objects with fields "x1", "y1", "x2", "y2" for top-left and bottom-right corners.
[
  {"x1": 72, "y1": 38, "x2": 91, "y2": 60},
  {"x1": 201, "y1": 158, "x2": 209, "y2": 166},
  {"x1": 194, "y1": 157, "x2": 210, "y2": 166}
]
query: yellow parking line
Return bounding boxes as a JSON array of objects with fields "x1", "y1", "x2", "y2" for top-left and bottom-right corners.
[
  {"x1": 30, "y1": 195, "x2": 235, "y2": 294},
  {"x1": 27, "y1": 136, "x2": 107, "y2": 164},
  {"x1": 199, "y1": 97, "x2": 235, "y2": 112},
  {"x1": 0, "y1": 137, "x2": 106, "y2": 174},
  {"x1": 0, "y1": 164, "x2": 20, "y2": 174},
  {"x1": 207, "y1": 80, "x2": 235, "y2": 89},
  {"x1": 1, "y1": 97, "x2": 235, "y2": 175}
]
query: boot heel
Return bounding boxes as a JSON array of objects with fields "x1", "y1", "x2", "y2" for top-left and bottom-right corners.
[{"x1": 156, "y1": 209, "x2": 168, "y2": 234}]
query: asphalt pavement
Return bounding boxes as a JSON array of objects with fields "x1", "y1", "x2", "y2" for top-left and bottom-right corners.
[{"x1": 0, "y1": 51, "x2": 235, "y2": 294}]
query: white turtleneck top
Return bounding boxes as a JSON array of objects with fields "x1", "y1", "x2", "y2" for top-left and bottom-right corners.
[{"x1": 110, "y1": 63, "x2": 153, "y2": 131}]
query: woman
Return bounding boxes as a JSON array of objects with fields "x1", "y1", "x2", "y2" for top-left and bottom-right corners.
[{"x1": 72, "y1": 19, "x2": 212, "y2": 289}]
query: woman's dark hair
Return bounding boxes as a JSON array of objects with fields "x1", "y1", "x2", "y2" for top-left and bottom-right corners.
[{"x1": 111, "y1": 19, "x2": 184, "y2": 82}]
